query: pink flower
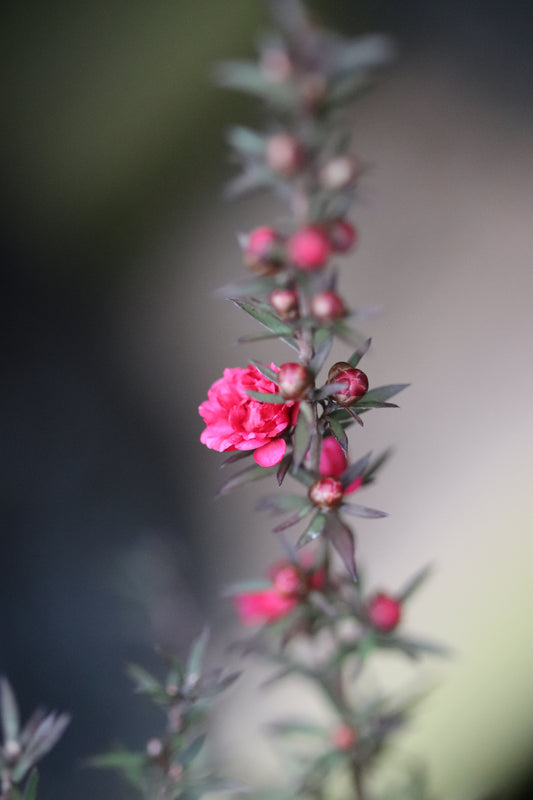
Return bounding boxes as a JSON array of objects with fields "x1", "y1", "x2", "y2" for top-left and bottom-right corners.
[
  {"x1": 234, "y1": 559, "x2": 326, "y2": 626},
  {"x1": 199, "y1": 364, "x2": 293, "y2": 467},
  {"x1": 320, "y1": 437, "x2": 364, "y2": 494}
]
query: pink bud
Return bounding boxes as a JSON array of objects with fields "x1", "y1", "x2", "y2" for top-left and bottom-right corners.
[
  {"x1": 320, "y1": 438, "x2": 363, "y2": 495},
  {"x1": 327, "y1": 362, "x2": 369, "y2": 407},
  {"x1": 266, "y1": 133, "x2": 304, "y2": 176},
  {"x1": 308, "y1": 477, "x2": 344, "y2": 509},
  {"x1": 244, "y1": 226, "x2": 282, "y2": 275},
  {"x1": 310, "y1": 290, "x2": 346, "y2": 322},
  {"x1": 272, "y1": 563, "x2": 307, "y2": 597},
  {"x1": 278, "y1": 362, "x2": 314, "y2": 400},
  {"x1": 328, "y1": 219, "x2": 357, "y2": 253},
  {"x1": 332, "y1": 724, "x2": 358, "y2": 751},
  {"x1": 320, "y1": 155, "x2": 359, "y2": 190},
  {"x1": 270, "y1": 288, "x2": 299, "y2": 321},
  {"x1": 287, "y1": 226, "x2": 331, "y2": 271},
  {"x1": 367, "y1": 593, "x2": 402, "y2": 632}
]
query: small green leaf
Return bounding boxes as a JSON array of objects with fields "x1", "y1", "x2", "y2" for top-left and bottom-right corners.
[
  {"x1": 324, "y1": 514, "x2": 357, "y2": 579},
  {"x1": 185, "y1": 628, "x2": 210, "y2": 689},
  {"x1": 234, "y1": 299, "x2": 294, "y2": 337},
  {"x1": 340, "y1": 451, "x2": 372, "y2": 489},
  {"x1": 272, "y1": 503, "x2": 314, "y2": 533},
  {"x1": 297, "y1": 512, "x2": 327, "y2": 548},
  {"x1": 332, "y1": 320, "x2": 365, "y2": 346},
  {"x1": 1, "y1": 677, "x2": 20, "y2": 742},
  {"x1": 227, "y1": 126, "x2": 265, "y2": 157},
  {"x1": 180, "y1": 733, "x2": 207, "y2": 768},
  {"x1": 250, "y1": 361, "x2": 279, "y2": 383},
  {"x1": 310, "y1": 330, "x2": 333, "y2": 374},
  {"x1": 257, "y1": 495, "x2": 310, "y2": 514},
  {"x1": 89, "y1": 749, "x2": 146, "y2": 791},
  {"x1": 363, "y1": 448, "x2": 393, "y2": 484},
  {"x1": 341, "y1": 502, "x2": 388, "y2": 519},
  {"x1": 292, "y1": 403, "x2": 312, "y2": 469},
  {"x1": 246, "y1": 389, "x2": 286, "y2": 404},
  {"x1": 217, "y1": 275, "x2": 278, "y2": 298},
  {"x1": 23, "y1": 769, "x2": 39, "y2": 800},
  {"x1": 359, "y1": 384, "x2": 409, "y2": 404},
  {"x1": 126, "y1": 664, "x2": 163, "y2": 696},
  {"x1": 327, "y1": 418, "x2": 348, "y2": 454},
  {"x1": 348, "y1": 338, "x2": 372, "y2": 368},
  {"x1": 398, "y1": 564, "x2": 433, "y2": 603},
  {"x1": 217, "y1": 462, "x2": 276, "y2": 497}
]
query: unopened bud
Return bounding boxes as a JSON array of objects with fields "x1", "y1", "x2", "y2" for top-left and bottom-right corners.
[
  {"x1": 278, "y1": 362, "x2": 314, "y2": 400},
  {"x1": 320, "y1": 155, "x2": 359, "y2": 190},
  {"x1": 308, "y1": 477, "x2": 344, "y2": 509},
  {"x1": 287, "y1": 226, "x2": 331, "y2": 271},
  {"x1": 332, "y1": 724, "x2": 358, "y2": 751},
  {"x1": 310, "y1": 290, "x2": 346, "y2": 322},
  {"x1": 270, "y1": 288, "x2": 299, "y2": 321},
  {"x1": 243, "y1": 226, "x2": 283, "y2": 275},
  {"x1": 272, "y1": 563, "x2": 307, "y2": 597},
  {"x1": 327, "y1": 362, "x2": 369, "y2": 406},
  {"x1": 167, "y1": 764, "x2": 183, "y2": 782},
  {"x1": 367, "y1": 593, "x2": 402, "y2": 632},
  {"x1": 266, "y1": 133, "x2": 304, "y2": 176},
  {"x1": 328, "y1": 219, "x2": 357, "y2": 254},
  {"x1": 146, "y1": 738, "x2": 164, "y2": 759},
  {"x1": 4, "y1": 739, "x2": 21, "y2": 763},
  {"x1": 300, "y1": 72, "x2": 327, "y2": 110}
]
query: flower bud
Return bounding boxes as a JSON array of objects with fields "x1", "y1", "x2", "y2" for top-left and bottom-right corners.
[
  {"x1": 259, "y1": 48, "x2": 293, "y2": 82},
  {"x1": 308, "y1": 477, "x2": 344, "y2": 509},
  {"x1": 287, "y1": 226, "x2": 331, "y2": 271},
  {"x1": 244, "y1": 226, "x2": 282, "y2": 275},
  {"x1": 266, "y1": 133, "x2": 304, "y2": 176},
  {"x1": 310, "y1": 290, "x2": 346, "y2": 322},
  {"x1": 146, "y1": 738, "x2": 164, "y2": 759},
  {"x1": 367, "y1": 593, "x2": 402, "y2": 632},
  {"x1": 278, "y1": 362, "x2": 314, "y2": 400},
  {"x1": 328, "y1": 219, "x2": 357, "y2": 253},
  {"x1": 270, "y1": 288, "x2": 299, "y2": 321},
  {"x1": 3, "y1": 739, "x2": 21, "y2": 763},
  {"x1": 300, "y1": 72, "x2": 327, "y2": 110},
  {"x1": 327, "y1": 362, "x2": 369, "y2": 406},
  {"x1": 320, "y1": 155, "x2": 359, "y2": 190},
  {"x1": 272, "y1": 563, "x2": 307, "y2": 597},
  {"x1": 332, "y1": 724, "x2": 358, "y2": 751}
]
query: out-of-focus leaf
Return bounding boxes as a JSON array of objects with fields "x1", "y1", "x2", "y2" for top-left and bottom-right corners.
[
  {"x1": 222, "y1": 579, "x2": 271, "y2": 596},
  {"x1": 314, "y1": 381, "x2": 347, "y2": 401},
  {"x1": 225, "y1": 165, "x2": 277, "y2": 199},
  {"x1": 340, "y1": 452, "x2": 372, "y2": 489},
  {"x1": 297, "y1": 512, "x2": 327, "y2": 548},
  {"x1": 348, "y1": 337, "x2": 371, "y2": 368},
  {"x1": 89, "y1": 750, "x2": 146, "y2": 791},
  {"x1": 220, "y1": 450, "x2": 252, "y2": 468},
  {"x1": 291, "y1": 466, "x2": 315, "y2": 488},
  {"x1": 234, "y1": 299, "x2": 294, "y2": 336},
  {"x1": 216, "y1": 275, "x2": 279, "y2": 299},
  {"x1": 12, "y1": 713, "x2": 70, "y2": 782},
  {"x1": 227, "y1": 126, "x2": 265, "y2": 157},
  {"x1": 310, "y1": 330, "x2": 333, "y2": 374},
  {"x1": 327, "y1": 73, "x2": 368, "y2": 105},
  {"x1": 363, "y1": 448, "x2": 393, "y2": 484},
  {"x1": 126, "y1": 664, "x2": 163, "y2": 696},
  {"x1": 201, "y1": 671, "x2": 241, "y2": 697},
  {"x1": 272, "y1": 503, "x2": 313, "y2": 533},
  {"x1": 342, "y1": 502, "x2": 388, "y2": 519},
  {"x1": 1, "y1": 677, "x2": 20, "y2": 742},
  {"x1": 324, "y1": 514, "x2": 357, "y2": 579},
  {"x1": 180, "y1": 734, "x2": 206, "y2": 768},
  {"x1": 257, "y1": 494, "x2": 310, "y2": 514},
  {"x1": 357, "y1": 384, "x2": 409, "y2": 405},
  {"x1": 398, "y1": 564, "x2": 433, "y2": 603},
  {"x1": 250, "y1": 361, "x2": 279, "y2": 383},
  {"x1": 217, "y1": 462, "x2": 276, "y2": 497},
  {"x1": 215, "y1": 60, "x2": 297, "y2": 107},
  {"x1": 23, "y1": 769, "x2": 38, "y2": 800},
  {"x1": 277, "y1": 453, "x2": 292, "y2": 486},
  {"x1": 379, "y1": 635, "x2": 449, "y2": 660},
  {"x1": 327, "y1": 418, "x2": 348, "y2": 454},
  {"x1": 332, "y1": 320, "x2": 365, "y2": 346},
  {"x1": 246, "y1": 389, "x2": 286, "y2": 404},
  {"x1": 185, "y1": 628, "x2": 210, "y2": 690},
  {"x1": 267, "y1": 718, "x2": 325, "y2": 737},
  {"x1": 292, "y1": 402, "x2": 312, "y2": 469}
]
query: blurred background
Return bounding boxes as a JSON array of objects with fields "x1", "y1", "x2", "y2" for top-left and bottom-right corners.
[{"x1": 1, "y1": 1, "x2": 533, "y2": 798}]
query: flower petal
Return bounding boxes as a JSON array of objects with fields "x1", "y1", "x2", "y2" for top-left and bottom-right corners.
[{"x1": 253, "y1": 438, "x2": 287, "y2": 467}]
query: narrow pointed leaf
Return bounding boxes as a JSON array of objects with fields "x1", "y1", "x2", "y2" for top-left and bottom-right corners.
[
  {"x1": 272, "y1": 503, "x2": 314, "y2": 533},
  {"x1": 180, "y1": 733, "x2": 207, "y2": 768},
  {"x1": 310, "y1": 330, "x2": 333, "y2": 373},
  {"x1": 257, "y1": 495, "x2": 310, "y2": 514},
  {"x1": 277, "y1": 453, "x2": 292, "y2": 486},
  {"x1": 340, "y1": 451, "x2": 372, "y2": 489},
  {"x1": 217, "y1": 462, "x2": 276, "y2": 497},
  {"x1": 292, "y1": 403, "x2": 312, "y2": 469},
  {"x1": 217, "y1": 275, "x2": 278, "y2": 298},
  {"x1": 348, "y1": 338, "x2": 372, "y2": 368},
  {"x1": 332, "y1": 320, "x2": 365, "y2": 346},
  {"x1": 327, "y1": 417, "x2": 348, "y2": 454},
  {"x1": 342, "y1": 502, "x2": 388, "y2": 519},
  {"x1": 398, "y1": 564, "x2": 433, "y2": 603},
  {"x1": 227, "y1": 126, "x2": 265, "y2": 157},
  {"x1": 126, "y1": 664, "x2": 162, "y2": 696},
  {"x1": 23, "y1": 769, "x2": 39, "y2": 800},
  {"x1": 360, "y1": 384, "x2": 409, "y2": 404},
  {"x1": 234, "y1": 299, "x2": 294, "y2": 336},
  {"x1": 324, "y1": 514, "x2": 357, "y2": 579},
  {"x1": 315, "y1": 381, "x2": 347, "y2": 401},
  {"x1": 296, "y1": 512, "x2": 327, "y2": 548},
  {"x1": 246, "y1": 389, "x2": 286, "y2": 404},
  {"x1": 363, "y1": 448, "x2": 393, "y2": 484},
  {"x1": 1, "y1": 678, "x2": 20, "y2": 742},
  {"x1": 250, "y1": 361, "x2": 279, "y2": 383},
  {"x1": 220, "y1": 450, "x2": 252, "y2": 468},
  {"x1": 185, "y1": 628, "x2": 210, "y2": 688}
]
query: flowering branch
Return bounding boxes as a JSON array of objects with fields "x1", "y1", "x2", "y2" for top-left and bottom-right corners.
[{"x1": 197, "y1": 2, "x2": 445, "y2": 799}]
